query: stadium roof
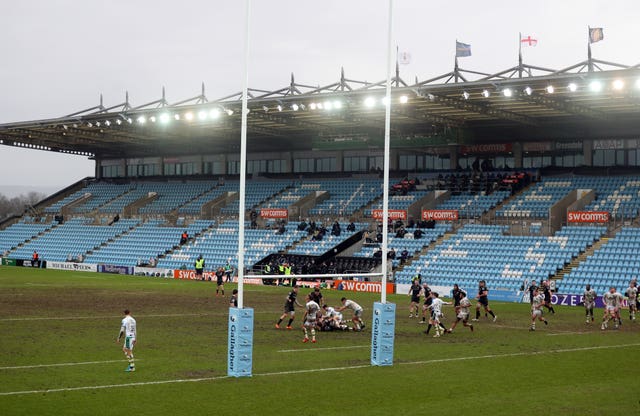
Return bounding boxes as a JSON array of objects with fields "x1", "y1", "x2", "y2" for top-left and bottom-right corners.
[{"x1": 1, "y1": 57, "x2": 639, "y2": 159}]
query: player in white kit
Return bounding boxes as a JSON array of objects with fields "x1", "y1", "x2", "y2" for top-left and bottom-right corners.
[
  {"x1": 116, "y1": 309, "x2": 137, "y2": 372},
  {"x1": 425, "y1": 292, "x2": 451, "y2": 338},
  {"x1": 583, "y1": 284, "x2": 596, "y2": 324},
  {"x1": 302, "y1": 295, "x2": 320, "y2": 343},
  {"x1": 601, "y1": 287, "x2": 624, "y2": 330},
  {"x1": 336, "y1": 298, "x2": 365, "y2": 331},
  {"x1": 530, "y1": 289, "x2": 549, "y2": 331},
  {"x1": 448, "y1": 292, "x2": 474, "y2": 333}
]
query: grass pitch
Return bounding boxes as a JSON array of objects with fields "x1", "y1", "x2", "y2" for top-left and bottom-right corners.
[{"x1": 1, "y1": 267, "x2": 639, "y2": 415}]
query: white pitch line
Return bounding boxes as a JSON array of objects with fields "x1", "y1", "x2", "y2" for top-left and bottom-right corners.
[
  {"x1": 546, "y1": 331, "x2": 591, "y2": 336},
  {"x1": 0, "y1": 311, "x2": 273, "y2": 322},
  {"x1": 278, "y1": 345, "x2": 368, "y2": 353},
  {"x1": 1, "y1": 342, "x2": 638, "y2": 396},
  {"x1": 0, "y1": 359, "x2": 133, "y2": 370},
  {"x1": 399, "y1": 342, "x2": 640, "y2": 366}
]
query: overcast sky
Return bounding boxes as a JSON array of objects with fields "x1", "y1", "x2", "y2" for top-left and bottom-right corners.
[{"x1": 1, "y1": 0, "x2": 638, "y2": 195}]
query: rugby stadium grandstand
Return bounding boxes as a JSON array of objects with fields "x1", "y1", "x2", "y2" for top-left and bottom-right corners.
[{"x1": 1, "y1": 55, "x2": 640, "y2": 296}]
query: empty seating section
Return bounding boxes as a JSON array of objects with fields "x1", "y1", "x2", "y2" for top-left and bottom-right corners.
[
  {"x1": 157, "y1": 220, "x2": 308, "y2": 270},
  {"x1": 261, "y1": 183, "x2": 309, "y2": 209},
  {"x1": 558, "y1": 227, "x2": 640, "y2": 295},
  {"x1": 138, "y1": 182, "x2": 214, "y2": 214},
  {"x1": 498, "y1": 179, "x2": 570, "y2": 218},
  {"x1": 10, "y1": 217, "x2": 139, "y2": 262},
  {"x1": 0, "y1": 220, "x2": 56, "y2": 253},
  {"x1": 394, "y1": 224, "x2": 606, "y2": 291},
  {"x1": 178, "y1": 183, "x2": 235, "y2": 215},
  {"x1": 84, "y1": 220, "x2": 212, "y2": 265},
  {"x1": 582, "y1": 178, "x2": 640, "y2": 219},
  {"x1": 220, "y1": 182, "x2": 291, "y2": 214},
  {"x1": 287, "y1": 222, "x2": 368, "y2": 256},
  {"x1": 436, "y1": 191, "x2": 511, "y2": 217},
  {"x1": 308, "y1": 180, "x2": 383, "y2": 216},
  {"x1": 367, "y1": 191, "x2": 429, "y2": 216},
  {"x1": 44, "y1": 183, "x2": 133, "y2": 214},
  {"x1": 498, "y1": 176, "x2": 640, "y2": 219},
  {"x1": 352, "y1": 224, "x2": 452, "y2": 267}
]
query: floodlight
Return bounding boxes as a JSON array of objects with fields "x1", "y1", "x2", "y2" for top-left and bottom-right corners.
[
  {"x1": 174, "y1": 114, "x2": 180, "y2": 120},
  {"x1": 136, "y1": 116, "x2": 146, "y2": 124},
  {"x1": 116, "y1": 119, "x2": 122, "y2": 125},
  {"x1": 104, "y1": 120, "x2": 111, "y2": 126},
  {"x1": 277, "y1": 105, "x2": 283, "y2": 112},
  {"x1": 198, "y1": 111, "x2": 207, "y2": 120},
  {"x1": 149, "y1": 116, "x2": 156, "y2": 123},
  {"x1": 226, "y1": 109, "x2": 234, "y2": 116},
  {"x1": 316, "y1": 102, "x2": 323, "y2": 110},
  {"x1": 127, "y1": 118, "x2": 133, "y2": 124},
  {"x1": 324, "y1": 101, "x2": 333, "y2": 110},
  {"x1": 159, "y1": 113, "x2": 170, "y2": 124},
  {"x1": 95, "y1": 121, "x2": 101, "y2": 127},
  {"x1": 291, "y1": 103, "x2": 299, "y2": 111},
  {"x1": 364, "y1": 97, "x2": 376, "y2": 107},
  {"x1": 262, "y1": 106, "x2": 269, "y2": 112},
  {"x1": 333, "y1": 100, "x2": 343, "y2": 109},
  {"x1": 481, "y1": 90, "x2": 490, "y2": 98},
  {"x1": 612, "y1": 79, "x2": 624, "y2": 90},
  {"x1": 567, "y1": 83, "x2": 578, "y2": 92},
  {"x1": 546, "y1": 85, "x2": 555, "y2": 94},
  {"x1": 503, "y1": 88, "x2": 513, "y2": 97},
  {"x1": 184, "y1": 112, "x2": 194, "y2": 121},
  {"x1": 399, "y1": 95, "x2": 409, "y2": 104},
  {"x1": 309, "y1": 102, "x2": 317, "y2": 110},
  {"x1": 210, "y1": 109, "x2": 221, "y2": 119},
  {"x1": 462, "y1": 91, "x2": 470, "y2": 100},
  {"x1": 524, "y1": 87, "x2": 533, "y2": 96},
  {"x1": 589, "y1": 80, "x2": 602, "y2": 92}
]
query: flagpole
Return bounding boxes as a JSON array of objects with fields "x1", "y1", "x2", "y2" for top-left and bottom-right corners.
[
  {"x1": 518, "y1": 32, "x2": 523, "y2": 78},
  {"x1": 587, "y1": 26, "x2": 593, "y2": 72}
]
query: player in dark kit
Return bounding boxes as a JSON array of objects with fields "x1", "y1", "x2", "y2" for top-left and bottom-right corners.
[
  {"x1": 276, "y1": 286, "x2": 303, "y2": 329},
  {"x1": 541, "y1": 280, "x2": 556, "y2": 314},
  {"x1": 419, "y1": 283, "x2": 432, "y2": 325},
  {"x1": 309, "y1": 287, "x2": 324, "y2": 306},
  {"x1": 528, "y1": 280, "x2": 538, "y2": 304},
  {"x1": 408, "y1": 280, "x2": 422, "y2": 318},
  {"x1": 229, "y1": 289, "x2": 238, "y2": 308},
  {"x1": 452, "y1": 284, "x2": 465, "y2": 307},
  {"x1": 473, "y1": 280, "x2": 497, "y2": 322}
]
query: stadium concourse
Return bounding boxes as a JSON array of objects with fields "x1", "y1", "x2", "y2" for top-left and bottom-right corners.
[{"x1": 1, "y1": 57, "x2": 640, "y2": 304}]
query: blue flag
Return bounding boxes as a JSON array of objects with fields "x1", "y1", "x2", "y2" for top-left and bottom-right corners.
[{"x1": 456, "y1": 41, "x2": 472, "y2": 57}]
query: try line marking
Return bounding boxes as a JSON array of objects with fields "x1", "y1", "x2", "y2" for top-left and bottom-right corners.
[
  {"x1": 0, "y1": 311, "x2": 272, "y2": 322},
  {"x1": 278, "y1": 345, "x2": 368, "y2": 353},
  {"x1": 1, "y1": 342, "x2": 638, "y2": 396},
  {"x1": 0, "y1": 360, "x2": 133, "y2": 370}
]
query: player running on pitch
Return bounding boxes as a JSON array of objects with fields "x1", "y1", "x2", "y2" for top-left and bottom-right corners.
[
  {"x1": 424, "y1": 292, "x2": 450, "y2": 338},
  {"x1": 116, "y1": 309, "x2": 137, "y2": 372},
  {"x1": 473, "y1": 280, "x2": 497, "y2": 322},
  {"x1": 449, "y1": 290, "x2": 473, "y2": 333},
  {"x1": 276, "y1": 286, "x2": 302, "y2": 329},
  {"x1": 529, "y1": 288, "x2": 549, "y2": 331},
  {"x1": 601, "y1": 287, "x2": 624, "y2": 330}
]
